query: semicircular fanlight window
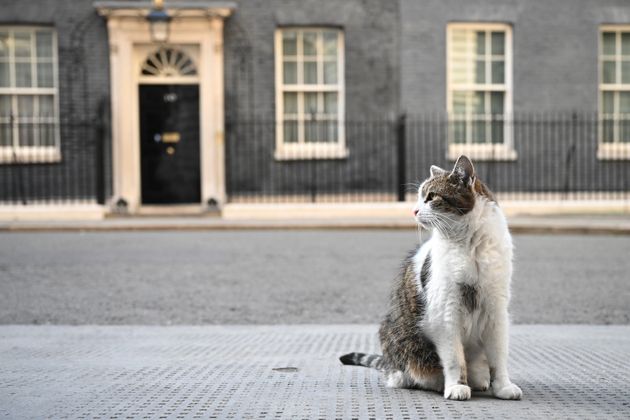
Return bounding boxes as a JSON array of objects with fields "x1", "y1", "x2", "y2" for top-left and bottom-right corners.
[{"x1": 141, "y1": 47, "x2": 197, "y2": 77}]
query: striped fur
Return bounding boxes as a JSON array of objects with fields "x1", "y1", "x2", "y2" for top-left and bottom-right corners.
[{"x1": 339, "y1": 352, "x2": 386, "y2": 370}]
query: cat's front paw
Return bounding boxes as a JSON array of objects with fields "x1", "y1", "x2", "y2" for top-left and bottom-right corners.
[
  {"x1": 492, "y1": 382, "x2": 522, "y2": 400},
  {"x1": 444, "y1": 384, "x2": 471, "y2": 401},
  {"x1": 469, "y1": 377, "x2": 490, "y2": 392}
]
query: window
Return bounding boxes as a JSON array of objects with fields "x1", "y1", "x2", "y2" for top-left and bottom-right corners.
[
  {"x1": 599, "y1": 26, "x2": 630, "y2": 159},
  {"x1": 0, "y1": 27, "x2": 59, "y2": 163},
  {"x1": 447, "y1": 23, "x2": 515, "y2": 160},
  {"x1": 275, "y1": 28, "x2": 346, "y2": 160}
]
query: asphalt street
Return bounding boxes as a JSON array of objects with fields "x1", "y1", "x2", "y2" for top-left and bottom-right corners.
[{"x1": 1, "y1": 230, "x2": 628, "y2": 324}]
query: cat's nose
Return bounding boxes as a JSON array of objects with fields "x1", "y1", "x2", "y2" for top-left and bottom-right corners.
[{"x1": 413, "y1": 208, "x2": 420, "y2": 216}]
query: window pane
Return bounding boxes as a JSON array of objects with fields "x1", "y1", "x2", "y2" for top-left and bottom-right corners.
[
  {"x1": 0, "y1": 62, "x2": 9, "y2": 87},
  {"x1": 602, "y1": 91, "x2": 614, "y2": 114},
  {"x1": 304, "y1": 120, "x2": 319, "y2": 143},
  {"x1": 622, "y1": 60, "x2": 630, "y2": 84},
  {"x1": 0, "y1": 95, "x2": 11, "y2": 116},
  {"x1": 475, "y1": 31, "x2": 485, "y2": 55},
  {"x1": 282, "y1": 31, "x2": 297, "y2": 56},
  {"x1": 304, "y1": 92, "x2": 318, "y2": 115},
  {"x1": 451, "y1": 30, "x2": 469, "y2": 55},
  {"x1": 452, "y1": 121, "x2": 466, "y2": 144},
  {"x1": 324, "y1": 120, "x2": 338, "y2": 143},
  {"x1": 283, "y1": 92, "x2": 297, "y2": 114},
  {"x1": 283, "y1": 61, "x2": 297, "y2": 84},
  {"x1": 492, "y1": 60, "x2": 505, "y2": 83},
  {"x1": 19, "y1": 123, "x2": 35, "y2": 146},
  {"x1": 324, "y1": 61, "x2": 337, "y2": 84},
  {"x1": 472, "y1": 91, "x2": 485, "y2": 115},
  {"x1": 472, "y1": 121, "x2": 486, "y2": 143},
  {"x1": 14, "y1": 32, "x2": 32, "y2": 58},
  {"x1": 602, "y1": 32, "x2": 616, "y2": 55},
  {"x1": 18, "y1": 95, "x2": 34, "y2": 118},
  {"x1": 491, "y1": 92, "x2": 504, "y2": 115},
  {"x1": 39, "y1": 95, "x2": 54, "y2": 118},
  {"x1": 36, "y1": 31, "x2": 53, "y2": 59},
  {"x1": 620, "y1": 121, "x2": 630, "y2": 142},
  {"x1": 303, "y1": 32, "x2": 317, "y2": 56},
  {"x1": 16, "y1": 63, "x2": 32, "y2": 87},
  {"x1": 0, "y1": 121, "x2": 10, "y2": 146},
  {"x1": 622, "y1": 33, "x2": 630, "y2": 56},
  {"x1": 491, "y1": 120, "x2": 504, "y2": 144},
  {"x1": 0, "y1": 95, "x2": 11, "y2": 146},
  {"x1": 451, "y1": 29, "x2": 473, "y2": 84},
  {"x1": 323, "y1": 31, "x2": 337, "y2": 57},
  {"x1": 303, "y1": 61, "x2": 317, "y2": 84},
  {"x1": 451, "y1": 57, "x2": 469, "y2": 84},
  {"x1": 37, "y1": 62, "x2": 54, "y2": 87},
  {"x1": 0, "y1": 32, "x2": 9, "y2": 58},
  {"x1": 602, "y1": 61, "x2": 616, "y2": 84},
  {"x1": 620, "y1": 93, "x2": 630, "y2": 142},
  {"x1": 283, "y1": 121, "x2": 298, "y2": 143},
  {"x1": 324, "y1": 92, "x2": 337, "y2": 114},
  {"x1": 475, "y1": 60, "x2": 485, "y2": 83},
  {"x1": 602, "y1": 118, "x2": 614, "y2": 143},
  {"x1": 452, "y1": 91, "x2": 467, "y2": 114},
  {"x1": 491, "y1": 32, "x2": 505, "y2": 55},
  {"x1": 39, "y1": 122, "x2": 55, "y2": 146}
]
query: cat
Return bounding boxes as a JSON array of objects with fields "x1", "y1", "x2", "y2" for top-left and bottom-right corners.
[{"x1": 340, "y1": 155, "x2": 522, "y2": 401}]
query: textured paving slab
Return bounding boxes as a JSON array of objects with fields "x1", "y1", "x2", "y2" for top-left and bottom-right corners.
[{"x1": 1, "y1": 325, "x2": 629, "y2": 419}]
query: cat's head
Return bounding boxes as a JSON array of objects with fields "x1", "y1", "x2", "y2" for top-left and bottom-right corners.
[{"x1": 413, "y1": 155, "x2": 494, "y2": 232}]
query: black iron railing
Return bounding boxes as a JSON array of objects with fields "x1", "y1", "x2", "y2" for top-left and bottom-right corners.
[
  {"x1": 226, "y1": 113, "x2": 630, "y2": 203},
  {"x1": 1, "y1": 113, "x2": 629, "y2": 206},
  {"x1": 0, "y1": 118, "x2": 107, "y2": 205}
]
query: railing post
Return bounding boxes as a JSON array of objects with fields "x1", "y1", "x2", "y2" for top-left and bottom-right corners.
[
  {"x1": 95, "y1": 102, "x2": 106, "y2": 205},
  {"x1": 396, "y1": 113, "x2": 407, "y2": 202}
]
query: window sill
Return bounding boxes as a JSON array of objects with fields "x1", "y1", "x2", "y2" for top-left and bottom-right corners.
[
  {"x1": 597, "y1": 143, "x2": 630, "y2": 160},
  {"x1": 448, "y1": 144, "x2": 517, "y2": 161},
  {"x1": 274, "y1": 145, "x2": 349, "y2": 161},
  {"x1": 0, "y1": 148, "x2": 61, "y2": 164}
]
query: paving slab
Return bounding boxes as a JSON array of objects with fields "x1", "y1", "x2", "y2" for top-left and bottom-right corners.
[{"x1": 1, "y1": 325, "x2": 629, "y2": 419}]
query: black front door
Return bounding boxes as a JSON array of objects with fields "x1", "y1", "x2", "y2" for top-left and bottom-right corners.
[{"x1": 139, "y1": 84, "x2": 201, "y2": 204}]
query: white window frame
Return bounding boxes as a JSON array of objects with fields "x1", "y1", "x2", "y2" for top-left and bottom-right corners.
[
  {"x1": 0, "y1": 26, "x2": 60, "y2": 164},
  {"x1": 446, "y1": 23, "x2": 515, "y2": 161},
  {"x1": 598, "y1": 25, "x2": 630, "y2": 160},
  {"x1": 274, "y1": 27, "x2": 347, "y2": 160}
]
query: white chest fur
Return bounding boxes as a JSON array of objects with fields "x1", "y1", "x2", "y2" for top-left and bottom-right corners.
[{"x1": 415, "y1": 200, "x2": 513, "y2": 347}]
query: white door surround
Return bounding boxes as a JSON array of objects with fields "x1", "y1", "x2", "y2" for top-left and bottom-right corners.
[{"x1": 95, "y1": 2, "x2": 235, "y2": 213}]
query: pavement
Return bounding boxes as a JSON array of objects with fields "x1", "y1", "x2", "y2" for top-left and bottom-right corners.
[{"x1": 1, "y1": 324, "x2": 629, "y2": 419}]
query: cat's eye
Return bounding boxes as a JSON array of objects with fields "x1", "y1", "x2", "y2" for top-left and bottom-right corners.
[{"x1": 424, "y1": 192, "x2": 435, "y2": 203}]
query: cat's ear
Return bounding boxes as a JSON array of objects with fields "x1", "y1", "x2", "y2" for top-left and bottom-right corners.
[
  {"x1": 430, "y1": 165, "x2": 447, "y2": 177},
  {"x1": 451, "y1": 155, "x2": 475, "y2": 186}
]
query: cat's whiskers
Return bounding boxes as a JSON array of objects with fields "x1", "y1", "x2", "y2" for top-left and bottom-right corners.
[{"x1": 416, "y1": 223, "x2": 424, "y2": 245}]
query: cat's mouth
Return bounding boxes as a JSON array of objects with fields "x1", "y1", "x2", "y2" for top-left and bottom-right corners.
[{"x1": 414, "y1": 215, "x2": 429, "y2": 229}]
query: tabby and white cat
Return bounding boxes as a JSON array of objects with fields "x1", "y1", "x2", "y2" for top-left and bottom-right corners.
[{"x1": 340, "y1": 156, "x2": 522, "y2": 401}]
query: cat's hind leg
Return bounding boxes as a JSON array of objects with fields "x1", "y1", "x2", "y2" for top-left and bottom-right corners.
[
  {"x1": 406, "y1": 363, "x2": 444, "y2": 392},
  {"x1": 384, "y1": 370, "x2": 411, "y2": 388}
]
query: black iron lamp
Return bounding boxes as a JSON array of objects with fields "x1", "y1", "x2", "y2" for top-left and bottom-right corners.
[{"x1": 146, "y1": 0, "x2": 171, "y2": 43}]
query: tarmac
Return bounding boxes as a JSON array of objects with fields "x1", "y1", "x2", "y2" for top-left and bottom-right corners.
[
  {"x1": 1, "y1": 213, "x2": 630, "y2": 234},
  {"x1": 1, "y1": 324, "x2": 629, "y2": 419}
]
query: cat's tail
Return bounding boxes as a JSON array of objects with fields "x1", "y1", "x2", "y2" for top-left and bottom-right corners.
[{"x1": 339, "y1": 352, "x2": 386, "y2": 370}]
